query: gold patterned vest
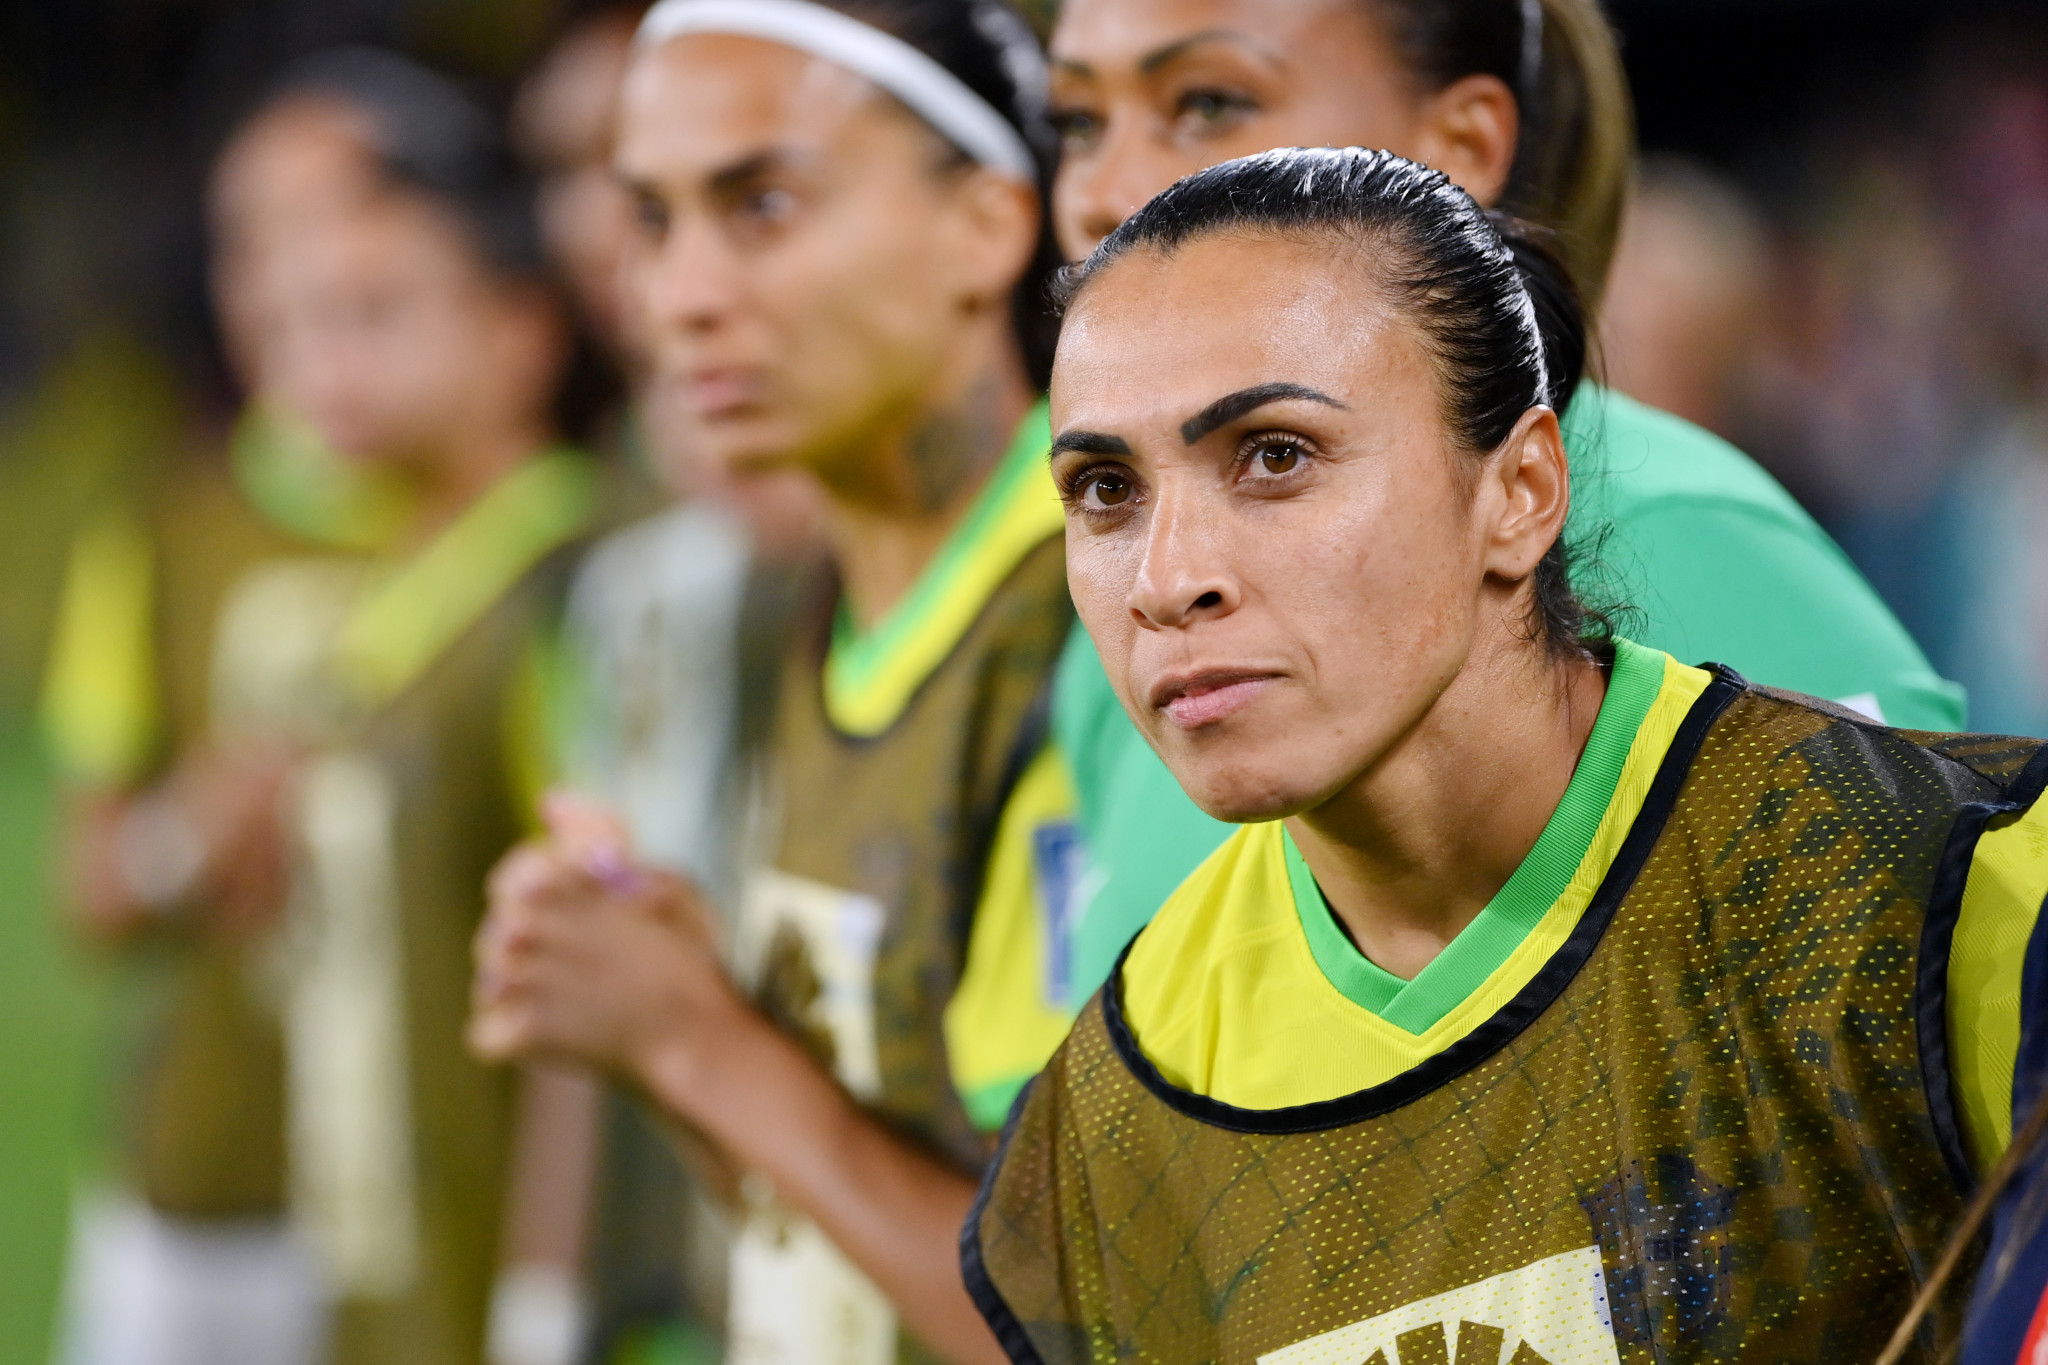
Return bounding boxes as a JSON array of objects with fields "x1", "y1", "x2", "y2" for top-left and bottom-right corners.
[
  {"x1": 732, "y1": 534, "x2": 1071, "y2": 1365},
  {"x1": 966, "y1": 674, "x2": 2048, "y2": 1365}
]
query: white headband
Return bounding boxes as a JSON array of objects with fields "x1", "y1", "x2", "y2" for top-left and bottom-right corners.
[{"x1": 635, "y1": 0, "x2": 1038, "y2": 182}]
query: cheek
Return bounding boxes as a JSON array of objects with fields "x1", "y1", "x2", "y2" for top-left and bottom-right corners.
[
  {"x1": 1065, "y1": 527, "x2": 1135, "y2": 648},
  {"x1": 1264, "y1": 475, "x2": 1475, "y2": 663},
  {"x1": 387, "y1": 311, "x2": 479, "y2": 408},
  {"x1": 761, "y1": 227, "x2": 945, "y2": 403}
]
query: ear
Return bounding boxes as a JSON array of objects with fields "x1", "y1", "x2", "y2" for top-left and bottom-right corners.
[
  {"x1": 1409, "y1": 73, "x2": 1520, "y2": 210},
  {"x1": 1481, "y1": 405, "x2": 1569, "y2": 584},
  {"x1": 938, "y1": 167, "x2": 1042, "y2": 311}
]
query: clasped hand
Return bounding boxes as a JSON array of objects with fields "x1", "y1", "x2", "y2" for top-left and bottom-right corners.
[{"x1": 467, "y1": 792, "x2": 752, "y2": 1111}]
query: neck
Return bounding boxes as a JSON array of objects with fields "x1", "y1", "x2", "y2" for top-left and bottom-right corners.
[
  {"x1": 821, "y1": 330, "x2": 1034, "y2": 631},
  {"x1": 1287, "y1": 630, "x2": 1607, "y2": 982},
  {"x1": 401, "y1": 418, "x2": 555, "y2": 546}
]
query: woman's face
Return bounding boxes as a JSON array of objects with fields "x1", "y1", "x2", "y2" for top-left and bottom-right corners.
[
  {"x1": 253, "y1": 193, "x2": 559, "y2": 469},
  {"x1": 208, "y1": 98, "x2": 384, "y2": 389},
  {"x1": 616, "y1": 34, "x2": 1039, "y2": 488},
  {"x1": 1053, "y1": 233, "x2": 1530, "y2": 821},
  {"x1": 1048, "y1": 0, "x2": 1516, "y2": 259},
  {"x1": 516, "y1": 14, "x2": 643, "y2": 360}
]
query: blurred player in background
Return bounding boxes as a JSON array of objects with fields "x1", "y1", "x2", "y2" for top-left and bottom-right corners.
[
  {"x1": 511, "y1": 10, "x2": 822, "y2": 1360},
  {"x1": 1599, "y1": 155, "x2": 1771, "y2": 439},
  {"x1": 53, "y1": 48, "x2": 607, "y2": 1365},
  {"x1": 469, "y1": 0, "x2": 1071, "y2": 1359},
  {"x1": 44, "y1": 82, "x2": 390, "y2": 1365},
  {"x1": 238, "y1": 50, "x2": 607, "y2": 1365}
]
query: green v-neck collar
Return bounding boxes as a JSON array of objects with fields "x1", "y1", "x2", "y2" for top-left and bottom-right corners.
[
  {"x1": 1284, "y1": 638, "x2": 1665, "y2": 1034},
  {"x1": 821, "y1": 400, "x2": 1059, "y2": 736}
]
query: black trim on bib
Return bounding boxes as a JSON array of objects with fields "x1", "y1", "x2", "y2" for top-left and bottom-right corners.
[
  {"x1": 1097, "y1": 666, "x2": 1748, "y2": 1137},
  {"x1": 1917, "y1": 742, "x2": 2048, "y2": 1192},
  {"x1": 961, "y1": 1078, "x2": 1049, "y2": 1365}
]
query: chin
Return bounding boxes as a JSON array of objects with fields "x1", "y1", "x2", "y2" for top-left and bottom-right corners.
[
  {"x1": 691, "y1": 419, "x2": 793, "y2": 476},
  {"x1": 1167, "y1": 752, "x2": 1326, "y2": 826},
  {"x1": 321, "y1": 429, "x2": 388, "y2": 465}
]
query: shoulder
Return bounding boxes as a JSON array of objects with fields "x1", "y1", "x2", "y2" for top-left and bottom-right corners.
[
  {"x1": 990, "y1": 529, "x2": 1073, "y2": 612},
  {"x1": 1119, "y1": 824, "x2": 1293, "y2": 1047},
  {"x1": 967, "y1": 534, "x2": 1075, "y2": 685},
  {"x1": 1565, "y1": 387, "x2": 1810, "y2": 522},
  {"x1": 1561, "y1": 389, "x2": 1855, "y2": 578},
  {"x1": 1684, "y1": 684, "x2": 2043, "y2": 855}
]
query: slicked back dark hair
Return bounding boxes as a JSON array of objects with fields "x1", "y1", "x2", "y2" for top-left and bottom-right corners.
[{"x1": 1062, "y1": 146, "x2": 1606, "y2": 658}]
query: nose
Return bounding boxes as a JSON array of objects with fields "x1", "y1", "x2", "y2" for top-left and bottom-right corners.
[
  {"x1": 1057, "y1": 118, "x2": 1180, "y2": 258},
  {"x1": 1126, "y1": 480, "x2": 1240, "y2": 630},
  {"x1": 642, "y1": 215, "x2": 738, "y2": 338}
]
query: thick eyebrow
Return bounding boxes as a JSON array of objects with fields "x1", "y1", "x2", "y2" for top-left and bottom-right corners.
[
  {"x1": 616, "y1": 147, "x2": 810, "y2": 208},
  {"x1": 706, "y1": 149, "x2": 797, "y2": 198},
  {"x1": 1180, "y1": 383, "x2": 1347, "y2": 445},
  {"x1": 1049, "y1": 430, "x2": 1132, "y2": 458}
]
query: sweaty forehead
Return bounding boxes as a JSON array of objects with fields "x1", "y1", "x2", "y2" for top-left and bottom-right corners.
[
  {"x1": 213, "y1": 98, "x2": 382, "y2": 233},
  {"x1": 618, "y1": 33, "x2": 899, "y2": 174},
  {"x1": 1055, "y1": 234, "x2": 1405, "y2": 415}
]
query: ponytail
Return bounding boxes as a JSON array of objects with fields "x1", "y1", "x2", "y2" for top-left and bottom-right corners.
[
  {"x1": 1514, "y1": 0, "x2": 1634, "y2": 307},
  {"x1": 1367, "y1": 0, "x2": 1636, "y2": 308},
  {"x1": 1494, "y1": 214, "x2": 1586, "y2": 415}
]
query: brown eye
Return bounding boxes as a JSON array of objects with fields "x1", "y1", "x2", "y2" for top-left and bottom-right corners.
[
  {"x1": 1257, "y1": 442, "x2": 1300, "y2": 474},
  {"x1": 1172, "y1": 87, "x2": 1258, "y2": 137},
  {"x1": 1050, "y1": 105, "x2": 1103, "y2": 150},
  {"x1": 1086, "y1": 472, "x2": 1132, "y2": 507}
]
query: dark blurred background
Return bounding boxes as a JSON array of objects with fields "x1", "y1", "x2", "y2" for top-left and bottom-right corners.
[{"x1": 2, "y1": 0, "x2": 2045, "y2": 1358}]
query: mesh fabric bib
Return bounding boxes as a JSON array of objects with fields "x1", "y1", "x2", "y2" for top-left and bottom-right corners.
[{"x1": 968, "y1": 674, "x2": 2048, "y2": 1365}]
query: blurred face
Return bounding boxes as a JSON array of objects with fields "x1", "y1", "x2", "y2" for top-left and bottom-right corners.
[
  {"x1": 642, "y1": 366, "x2": 828, "y2": 555},
  {"x1": 1048, "y1": 0, "x2": 1425, "y2": 256},
  {"x1": 516, "y1": 14, "x2": 642, "y2": 357},
  {"x1": 1053, "y1": 234, "x2": 1505, "y2": 820},
  {"x1": 616, "y1": 34, "x2": 1037, "y2": 485},
  {"x1": 252, "y1": 192, "x2": 560, "y2": 468},
  {"x1": 208, "y1": 98, "x2": 383, "y2": 386}
]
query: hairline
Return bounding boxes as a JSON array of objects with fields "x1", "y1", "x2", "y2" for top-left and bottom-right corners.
[{"x1": 1060, "y1": 217, "x2": 1520, "y2": 464}]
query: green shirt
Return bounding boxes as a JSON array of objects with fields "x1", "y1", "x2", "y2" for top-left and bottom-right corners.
[{"x1": 1056, "y1": 386, "x2": 1967, "y2": 1002}]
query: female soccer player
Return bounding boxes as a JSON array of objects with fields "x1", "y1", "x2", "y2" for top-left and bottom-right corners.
[
  {"x1": 468, "y1": 2, "x2": 1070, "y2": 1361},
  {"x1": 964, "y1": 147, "x2": 2047, "y2": 1364},
  {"x1": 1028, "y1": 0, "x2": 1970, "y2": 1018},
  {"x1": 51, "y1": 50, "x2": 603, "y2": 1365},
  {"x1": 227, "y1": 54, "x2": 604, "y2": 1365}
]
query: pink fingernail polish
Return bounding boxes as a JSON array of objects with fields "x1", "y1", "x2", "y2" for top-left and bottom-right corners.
[{"x1": 586, "y1": 845, "x2": 641, "y2": 895}]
